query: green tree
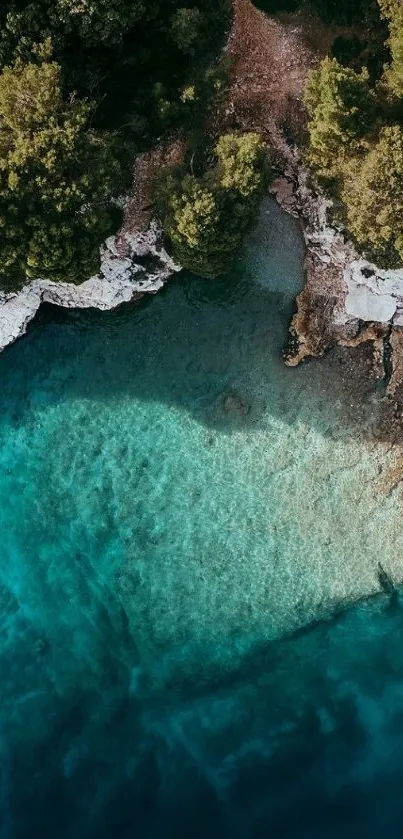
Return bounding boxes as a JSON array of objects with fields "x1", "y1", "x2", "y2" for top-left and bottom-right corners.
[
  {"x1": 0, "y1": 0, "x2": 231, "y2": 143},
  {"x1": 1, "y1": 0, "x2": 148, "y2": 49},
  {"x1": 0, "y1": 53, "x2": 122, "y2": 288},
  {"x1": 170, "y1": 7, "x2": 203, "y2": 55},
  {"x1": 341, "y1": 125, "x2": 403, "y2": 265},
  {"x1": 215, "y1": 132, "x2": 268, "y2": 196},
  {"x1": 0, "y1": 0, "x2": 231, "y2": 288},
  {"x1": 304, "y1": 57, "x2": 375, "y2": 181},
  {"x1": 378, "y1": 0, "x2": 403, "y2": 97},
  {"x1": 310, "y1": 0, "x2": 379, "y2": 25},
  {"x1": 158, "y1": 174, "x2": 225, "y2": 277},
  {"x1": 56, "y1": 0, "x2": 147, "y2": 45},
  {"x1": 154, "y1": 133, "x2": 269, "y2": 278}
]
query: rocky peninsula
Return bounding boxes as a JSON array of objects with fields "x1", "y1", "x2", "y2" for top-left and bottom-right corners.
[{"x1": 219, "y1": 0, "x2": 403, "y2": 398}]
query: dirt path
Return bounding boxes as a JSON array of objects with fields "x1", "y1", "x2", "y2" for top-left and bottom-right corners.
[
  {"x1": 122, "y1": 138, "x2": 186, "y2": 234},
  {"x1": 221, "y1": 0, "x2": 333, "y2": 162},
  {"x1": 123, "y1": 0, "x2": 332, "y2": 233}
]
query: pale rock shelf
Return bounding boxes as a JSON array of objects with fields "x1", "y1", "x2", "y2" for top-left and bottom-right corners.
[
  {"x1": 298, "y1": 168, "x2": 403, "y2": 327},
  {"x1": 271, "y1": 166, "x2": 403, "y2": 371},
  {"x1": 0, "y1": 222, "x2": 179, "y2": 352}
]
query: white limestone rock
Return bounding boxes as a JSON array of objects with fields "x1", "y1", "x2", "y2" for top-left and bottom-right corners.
[
  {"x1": 0, "y1": 221, "x2": 180, "y2": 352},
  {"x1": 345, "y1": 285, "x2": 398, "y2": 323},
  {"x1": 344, "y1": 260, "x2": 403, "y2": 322},
  {"x1": 393, "y1": 308, "x2": 403, "y2": 327},
  {"x1": 295, "y1": 167, "x2": 403, "y2": 328}
]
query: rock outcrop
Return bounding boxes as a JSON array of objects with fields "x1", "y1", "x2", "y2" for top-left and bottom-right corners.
[
  {"x1": 271, "y1": 167, "x2": 403, "y2": 381},
  {"x1": 0, "y1": 222, "x2": 179, "y2": 352}
]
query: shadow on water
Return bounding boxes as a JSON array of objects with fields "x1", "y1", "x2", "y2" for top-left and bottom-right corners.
[
  {"x1": 0, "y1": 195, "x2": 387, "y2": 444},
  {"x1": 0, "y1": 264, "x2": 383, "y2": 445},
  {"x1": 1, "y1": 200, "x2": 403, "y2": 836},
  {"x1": 4, "y1": 586, "x2": 403, "y2": 838}
]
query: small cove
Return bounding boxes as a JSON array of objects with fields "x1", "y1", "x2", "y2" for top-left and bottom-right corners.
[{"x1": 1, "y1": 198, "x2": 403, "y2": 836}]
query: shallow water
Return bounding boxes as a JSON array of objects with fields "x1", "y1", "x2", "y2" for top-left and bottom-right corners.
[{"x1": 1, "y1": 199, "x2": 403, "y2": 836}]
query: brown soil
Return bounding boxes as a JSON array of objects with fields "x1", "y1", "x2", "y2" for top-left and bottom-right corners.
[
  {"x1": 217, "y1": 0, "x2": 341, "y2": 161},
  {"x1": 122, "y1": 0, "x2": 330, "y2": 233},
  {"x1": 122, "y1": 137, "x2": 186, "y2": 234}
]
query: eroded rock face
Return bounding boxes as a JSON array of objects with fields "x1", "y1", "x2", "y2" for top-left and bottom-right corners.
[
  {"x1": 0, "y1": 221, "x2": 179, "y2": 352},
  {"x1": 387, "y1": 327, "x2": 403, "y2": 398},
  {"x1": 271, "y1": 167, "x2": 403, "y2": 371}
]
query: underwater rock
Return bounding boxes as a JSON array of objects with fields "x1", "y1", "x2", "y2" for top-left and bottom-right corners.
[{"x1": 222, "y1": 391, "x2": 250, "y2": 415}]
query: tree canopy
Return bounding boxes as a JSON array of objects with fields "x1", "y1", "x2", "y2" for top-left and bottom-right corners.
[
  {"x1": 54, "y1": 0, "x2": 146, "y2": 46},
  {"x1": 0, "y1": 0, "x2": 231, "y2": 288},
  {"x1": 154, "y1": 133, "x2": 269, "y2": 278},
  {"x1": 303, "y1": 0, "x2": 403, "y2": 266},
  {"x1": 0, "y1": 0, "x2": 230, "y2": 140},
  {"x1": 378, "y1": 0, "x2": 403, "y2": 97},
  {"x1": 0, "y1": 50, "x2": 122, "y2": 287},
  {"x1": 304, "y1": 57, "x2": 375, "y2": 181},
  {"x1": 341, "y1": 126, "x2": 403, "y2": 266}
]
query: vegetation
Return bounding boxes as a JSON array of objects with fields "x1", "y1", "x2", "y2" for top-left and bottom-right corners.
[
  {"x1": 308, "y1": 0, "x2": 380, "y2": 26},
  {"x1": 0, "y1": 0, "x2": 236, "y2": 289},
  {"x1": 253, "y1": 0, "x2": 379, "y2": 24},
  {"x1": 0, "y1": 47, "x2": 121, "y2": 287},
  {"x1": 341, "y1": 126, "x2": 403, "y2": 266},
  {"x1": 304, "y1": 0, "x2": 403, "y2": 266},
  {"x1": 378, "y1": 0, "x2": 403, "y2": 97},
  {"x1": 304, "y1": 58, "x2": 375, "y2": 182},
  {"x1": 12, "y1": 0, "x2": 403, "y2": 288},
  {"x1": 153, "y1": 133, "x2": 269, "y2": 277}
]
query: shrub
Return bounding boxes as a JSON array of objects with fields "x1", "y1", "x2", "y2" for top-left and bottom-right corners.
[
  {"x1": 0, "y1": 51, "x2": 122, "y2": 288},
  {"x1": 154, "y1": 133, "x2": 269, "y2": 278},
  {"x1": 304, "y1": 57, "x2": 375, "y2": 181},
  {"x1": 341, "y1": 126, "x2": 403, "y2": 266}
]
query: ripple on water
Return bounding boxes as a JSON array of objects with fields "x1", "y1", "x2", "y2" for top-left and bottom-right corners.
[
  {"x1": 0, "y1": 198, "x2": 402, "y2": 684},
  {"x1": 0, "y1": 198, "x2": 402, "y2": 836}
]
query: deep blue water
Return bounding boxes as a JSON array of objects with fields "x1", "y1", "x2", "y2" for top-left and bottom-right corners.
[{"x1": 1, "y1": 200, "x2": 403, "y2": 837}]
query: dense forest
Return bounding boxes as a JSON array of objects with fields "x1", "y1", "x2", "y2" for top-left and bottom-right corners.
[
  {"x1": 2, "y1": 0, "x2": 403, "y2": 291},
  {"x1": 0, "y1": 0, "x2": 269, "y2": 289}
]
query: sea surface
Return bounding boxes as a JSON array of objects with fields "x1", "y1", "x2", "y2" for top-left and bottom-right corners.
[{"x1": 1, "y1": 199, "x2": 403, "y2": 837}]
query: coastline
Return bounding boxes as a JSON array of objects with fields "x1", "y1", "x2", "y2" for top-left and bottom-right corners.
[
  {"x1": 2, "y1": 161, "x2": 401, "y2": 382},
  {"x1": 271, "y1": 161, "x2": 403, "y2": 410},
  {"x1": 221, "y1": 0, "x2": 403, "y2": 400},
  {"x1": 0, "y1": 221, "x2": 179, "y2": 353},
  {"x1": 271, "y1": 168, "x2": 397, "y2": 375},
  {"x1": 2, "y1": 0, "x2": 403, "y2": 398}
]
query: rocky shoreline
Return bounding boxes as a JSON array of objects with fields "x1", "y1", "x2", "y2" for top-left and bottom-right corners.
[
  {"x1": 0, "y1": 221, "x2": 179, "y2": 353},
  {"x1": 270, "y1": 162, "x2": 403, "y2": 396},
  {"x1": 219, "y1": 0, "x2": 403, "y2": 397},
  {"x1": 2, "y1": 168, "x2": 403, "y2": 396},
  {"x1": 2, "y1": 0, "x2": 402, "y2": 384}
]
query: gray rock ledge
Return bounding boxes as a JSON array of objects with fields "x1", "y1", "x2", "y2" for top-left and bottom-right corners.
[
  {"x1": 0, "y1": 221, "x2": 179, "y2": 352},
  {"x1": 270, "y1": 163, "x2": 403, "y2": 371},
  {"x1": 273, "y1": 166, "x2": 403, "y2": 331}
]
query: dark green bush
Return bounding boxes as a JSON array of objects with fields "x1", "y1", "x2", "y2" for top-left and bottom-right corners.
[
  {"x1": 153, "y1": 133, "x2": 270, "y2": 278},
  {"x1": 0, "y1": 0, "x2": 232, "y2": 288},
  {"x1": 0, "y1": 50, "x2": 123, "y2": 286}
]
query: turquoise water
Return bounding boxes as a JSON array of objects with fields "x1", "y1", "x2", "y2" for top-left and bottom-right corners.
[{"x1": 1, "y1": 199, "x2": 403, "y2": 836}]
